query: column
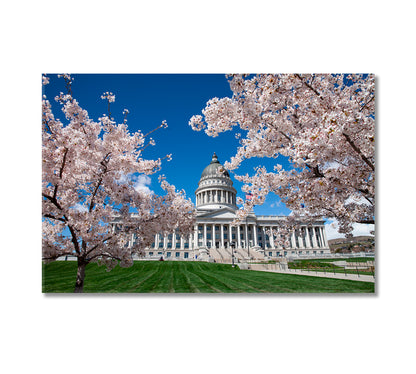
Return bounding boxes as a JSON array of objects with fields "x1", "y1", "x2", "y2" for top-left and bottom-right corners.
[
  {"x1": 290, "y1": 231, "x2": 296, "y2": 249},
  {"x1": 317, "y1": 227, "x2": 322, "y2": 248},
  {"x1": 321, "y1": 226, "x2": 328, "y2": 248},
  {"x1": 314, "y1": 227, "x2": 321, "y2": 248},
  {"x1": 180, "y1": 235, "x2": 184, "y2": 250},
  {"x1": 220, "y1": 224, "x2": 224, "y2": 248},
  {"x1": 172, "y1": 231, "x2": 176, "y2": 249},
  {"x1": 262, "y1": 226, "x2": 267, "y2": 249},
  {"x1": 244, "y1": 224, "x2": 249, "y2": 249},
  {"x1": 155, "y1": 233, "x2": 159, "y2": 249},
  {"x1": 298, "y1": 228, "x2": 304, "y2": 249},
  {"x1": 270, "y1": 226, "x2": 275, "y2": 249},
  {"x1": 305, "y1": 227, "x2": 311, "y2": 248},
  {"x1": 311, "y1": 227, "x2": 318, "y2": 248},
  {"x1": 211, "y1": 223, "x2": 215, "y2": 248},
  {"x1": 237, "y1": 225, "x2": 241, "y2": 248},
  {"x1": 163, "y1": 234, "x2": 167, "y2": 249},
  {"x1": 203, "y1": 224, "x2": 207, "y2": 247},
  {"x1": 193, "y1": 225, "x2": 198, "y2": 249},
  {"x1": 253, "y1": 224, "x2": 258, "y2": 247},
  {"x1": 228, "y1": 224, "x2": 232, "y2": 248}
]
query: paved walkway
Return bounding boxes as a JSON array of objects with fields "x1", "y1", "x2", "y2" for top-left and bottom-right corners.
[{"x1": 255, "y1": 268, "x2": 375, "y2": 283}]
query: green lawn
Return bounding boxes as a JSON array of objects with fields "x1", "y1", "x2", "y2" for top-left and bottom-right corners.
[
  {"x1": 42, "y1": 260, "x2": 375, "y2": 293},
  {"x1": 288, "y1": 258, "x2": 375, "y2": 276}
]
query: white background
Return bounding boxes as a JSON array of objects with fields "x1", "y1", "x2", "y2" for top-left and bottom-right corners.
[{"x1": 1, "y1": 1, "x2": 414, "y2": 373}]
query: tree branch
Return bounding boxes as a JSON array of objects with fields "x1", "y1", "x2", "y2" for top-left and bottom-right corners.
[
  {"x1": 43, "y1": 213, "x2": 67, "y2": 223},
  {"x1": 86, "y1": 234, "x2": 115, "y2": 256},
  {"x1": 295, "y1": 74, "x2": 324, "y2": 100},
  {"x1": 89, "y1": 152, "x2": 111, "y2": 212},
  {"x1": 52, "y1": 147, "x2": 68, "y2": 201},
  {"x1": 359, "y1": 95, "x2": 375, "y2": 112},
  {"x1": 42, "y1": 192, "x2": 63, "y2": 211},
  {"x1": 342, "y1": 132, "x2": 375, "y2": 171}
]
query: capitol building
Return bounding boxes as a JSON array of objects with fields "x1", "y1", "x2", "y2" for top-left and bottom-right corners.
[{"x1": 134, "y1": 153, "x2": 330, "y2": 262}]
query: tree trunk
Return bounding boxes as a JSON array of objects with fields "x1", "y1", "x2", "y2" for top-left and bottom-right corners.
[{"x1": 74, "y1": 257, "x2": 87, "y2": 293}]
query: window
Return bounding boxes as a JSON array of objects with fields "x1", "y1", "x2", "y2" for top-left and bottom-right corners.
[
  {"x1": 175, "y1": 252, "x2": 180, "y2": 258},
  {"x1": 184, "y1": 243, "x2": 189, "y2": 248},
  {"x1": 166, "y1": 252, "x2": 171, "y2": 258},
  {"x1": 168, "y1": 243, "x2": 172, "y2": 248},
  {"x1": 149, "y1": 252, "x2": 153, "y2": 256},
  {"x1": 159, "y1": 242, "x2": 163, "y2": 248},
  {"x1": 176, "y1": 242, "x2": 180, "y2": 248},
  {"x1": 268, "y1": 252, "x2": 273, "y2": 256},
  {"x1": 184, "y1": 252, "x2": 189, "y2": 259}
]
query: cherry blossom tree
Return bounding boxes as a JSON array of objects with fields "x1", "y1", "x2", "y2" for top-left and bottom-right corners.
[
  {"x1": 190, "y1": 74, "x2": 374, "y2": 241},
  {"x1": 42, "y1": 74, "x2": 196, "y2": 292}
]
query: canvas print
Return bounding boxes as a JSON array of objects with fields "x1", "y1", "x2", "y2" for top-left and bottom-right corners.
[{"x1": 42, "y1": 74, "x2": 375, "y2": 293}]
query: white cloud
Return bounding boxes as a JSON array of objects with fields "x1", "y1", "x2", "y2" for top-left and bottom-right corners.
[
  {"x1": 133, "y1": 174, "x2": 153, "y2": 195},
  {"x1": 270, "y1": 201, "x2": 281, "y2": 208},
  {"x1": 73, "y1": 203, "x2": 88, "y2": 212},
  {"x1": 325, "y1": 218, "x2": 375, "y2": 240},
  {"x1": 118, "y1": 173, "x2": 154, "y2": 195}
]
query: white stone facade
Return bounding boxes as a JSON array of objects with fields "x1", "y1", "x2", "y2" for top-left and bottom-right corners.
[{"x1": 131, "y1": 153, "x2": 330, "y2": 262}]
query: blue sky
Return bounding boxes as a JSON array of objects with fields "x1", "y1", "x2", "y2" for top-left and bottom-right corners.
[{"x1": 44, "y1": 74, "x2": 291, "y2": 216}]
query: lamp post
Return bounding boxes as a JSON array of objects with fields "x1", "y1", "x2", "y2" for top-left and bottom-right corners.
[
  {"x1": 246, "y1": 216, "x2": 250, "y2": 259},
  {"x1": 231, "y1": 242, "x2": 235, "y2": 267}
]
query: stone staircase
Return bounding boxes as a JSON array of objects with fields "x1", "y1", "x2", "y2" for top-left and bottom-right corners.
[{"x1": 206, "y1": 246, "x2": 266, "y2": 262}]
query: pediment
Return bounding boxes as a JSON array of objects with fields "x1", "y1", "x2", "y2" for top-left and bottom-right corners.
[{"x1": 197, "y1": 207, "x2": 237, "y2": 219}]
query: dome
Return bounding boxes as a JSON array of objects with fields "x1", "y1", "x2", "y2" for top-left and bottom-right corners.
[
  {"x1": 200, "y1": 153, "x2": 230, "y2": 180},
  {"x1": 195, "y1": 153, "x2": 237, "y2": 210}
]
